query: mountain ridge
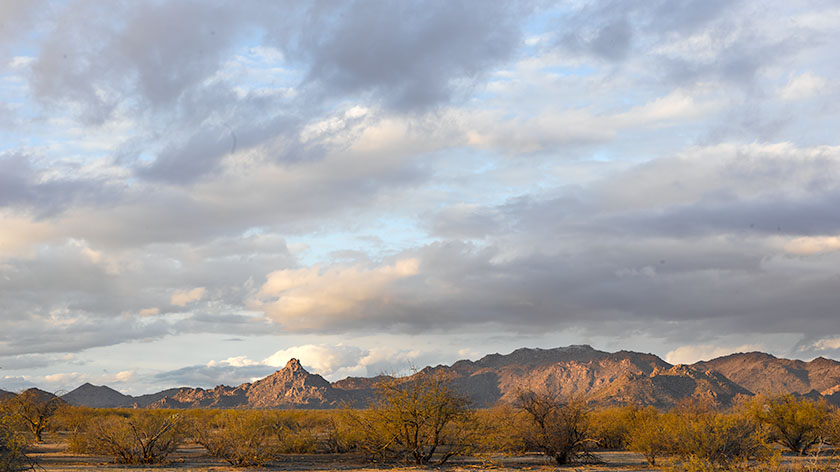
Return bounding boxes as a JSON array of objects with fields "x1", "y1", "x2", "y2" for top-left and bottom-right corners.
[{"x1": 4, "y1": 346, "x2": 839, "y2": 410}]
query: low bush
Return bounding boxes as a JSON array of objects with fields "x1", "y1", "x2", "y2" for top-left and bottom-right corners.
[
  {"x1": 590, "y1": 405, "x2": 638, "y2": 449},
  {"x1": 69, "y1": 410, "x2": 184, "y2": 464},
  {"x1": 664, "y1": 406, "x2": 770, "y2": 471},
  {"x1": 0, "y1": 408, "x2": 31, "y2": 471},
  {"x1": 192, "y1": 410, "x2": 276, "y2": 467}
]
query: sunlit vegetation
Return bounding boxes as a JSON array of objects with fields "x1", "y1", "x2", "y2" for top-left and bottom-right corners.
[{"x1": 3, "y1": 388, "x2": 840, "y2": 470}]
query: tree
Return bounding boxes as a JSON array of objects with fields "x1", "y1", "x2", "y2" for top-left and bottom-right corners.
[
  {"x1": 9, "y1": 389, "x2": 63, "y2": 443},
  {"x1": 79, "y1": 411, "x2": 184, "y2": 464},
  {"x1": 515, "y1": 390, "x2": 595, "y2": 465},
  {"x1": 626, "y1": 406, "x2": 669, "y2": 466},
  {"x1": 0, "y1": 403, "x2": 31, "y2": 471},
  {"x1": 750, "y1": 395, "x2": 828, "y2": 455},
  {"x1": 351, "y1": 370, "x2": 473, "y2": 465}
]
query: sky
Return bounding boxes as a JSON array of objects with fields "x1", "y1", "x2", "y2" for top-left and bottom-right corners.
[{"x1": 1, "y1": 0, "x2": 840, "y2": 395}]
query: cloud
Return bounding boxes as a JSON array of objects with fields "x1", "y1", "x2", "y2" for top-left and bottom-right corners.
[
  {"x1": 665, "y1": 344, "x2": 764, "y2": 365},
  {"x1": 276, "y1": 1, "x2": 529, "y2": 111},
  {"x1": 151, "y1": 343, "x2": 424, "y2": 388},
  {"x1": 154, "y1": 361, "x2": 275, "y2": 388},
  {"x1": 254, "y1": 259, "x2": 420, "y2": 330},
  {"x1": 784, "y1": 236, "x2": 840, "y2": 256},
  {"x1": 779, "y1": 72, "x2": 827, "y2": 101},
  {"x1": 170, "y1": 287, "x2": 207, "y2": 307},
  {"x1": 263, "y1": 344, "x2": 366, "y2": 376},
  {"x1": 809, "y1": 337, "x2": 840, "y2": 352}
]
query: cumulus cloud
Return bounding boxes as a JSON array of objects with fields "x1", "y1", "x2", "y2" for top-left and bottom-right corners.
[
  {"x1": 779, "y1": 72, "x2": 827, "y2": 101},
  {"x1": 665, "y1": 344, "x2": 764, "y2": 365},
  {"x1": 170, "y1": 287, "x2": 207, "y2": 307},
  {"x1": 254, "y1": 259, "x2": 420, "y2": 330},
  {"x1": 784, "y1": 236, "x2": 840, "y2": 256},
  {"x1": 810, "y1": 337, "x2": 840, "y2": 351},
  {"x1": 2, "y1": 0, "x2": 840, "y2": 391},
  {"x1": 264, "y1": 345, "x2": 366, "y2": 376}
]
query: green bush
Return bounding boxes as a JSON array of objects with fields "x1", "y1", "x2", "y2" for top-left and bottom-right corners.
[
  {"x1": 348, "y1": 371, "x2": 474, "y2": 465},
  {"x1": 70, "y1": 410, "x2": 184, "y2": 464},
  {"x1": 0, "y1": 408, "x2": 31, "y2": 471},
  {"x1": 626, "y1": 406, "x2": 669, "y2": 466},
  {"x1": 590, "y1": 405, "x2": 638, "y2": 449},
  {"x1": 748, "y1": 395, "x2": 828, "y2": 455},
  {"x1": 192, "y1": 410, "x2": 276, "y2": 467},
  {"x1": 664, "y1": 407, "x2": 770, "y2": 471}
]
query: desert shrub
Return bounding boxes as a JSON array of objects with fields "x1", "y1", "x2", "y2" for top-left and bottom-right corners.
[
  {"x1": 0, "y1": 405, "x2": 31, "y2": 471},
  {"x1": 821, "y1": 408, "x2": 840, "y2": 446},
  {"x1": 273, "y1": 412, "x2": 321, "y2": 454},
  {"x1": 515, "y1": 390, "x2": 596, "y2": 465},
  {"x1": 192, "y1": 410, "x2": 276, "y2": 467},
  {"x1": 58, "y1": 406, "x2": 118, "y2": 453},
  {"x1": 626, "y1": 406, "x2": 669, "y2": 466},
  {"x1": 7, "y1": 390, "x2": 64, "y2": 442},
  {"x1": 348, "y1": 371, "x2": 473, "y2": 465},
  {"x1": 72, "y1": 410, "x2": 184, "y2": 464},
  {"x1": 474, "y1": 404, "x2": 529, "y2": 454},
  {"x1": 749, "y1": 395, "x2": 829, "y2": 455},
  {"x1": 665, "y1": 408, "x2": 769, "y2": 471},
  {"x1": 590, "y1": 405, "x2": 638, "y2": 449}
]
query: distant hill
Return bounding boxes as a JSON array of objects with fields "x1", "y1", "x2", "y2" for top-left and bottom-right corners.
[
  {"x1": 14, "y1": 346, "x2": 840, "y2": 410},
  {"x1": 62, "y1": 383, "x2": 132, "y2": 408},
  {"x1": 693, "y1": 352, "x2": 840, "y2": 396}
]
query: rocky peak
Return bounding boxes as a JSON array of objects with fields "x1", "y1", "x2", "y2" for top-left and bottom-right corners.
[{"x1": 285, "y1": 358, "x2": 304, "y2": 371}]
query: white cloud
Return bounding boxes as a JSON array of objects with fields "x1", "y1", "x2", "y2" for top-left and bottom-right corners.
[
  {"x1": 170, "y1": 287, "x2": 206, "y2": 307},
  {"x1": 114, "y1": 370, "x2": 135, "y2": 382},
  {"x1": 207, "y1": 356, "x2": 260, "y2": 368},
  {"x1": 779, "y1": 72, "x2": 827, "y2": 101},
  {"x1": 260, "y1": 344, "x2": 421, "y2": 380},
  {"x1": 254, "y1": 259, "x2": 419, "y2": 330},
  {"x1": 665, "y1": 344, "x2": 764, "y2": 365},
  {"x1": 783, "y1": 236, "x2": 840, "y2": 256},
  {"x1": 812, "y1": 337, "x2": 840, "y2": 351},
  {"x1": 263, "y1": 344, "x2": 365, "y2": 376}
]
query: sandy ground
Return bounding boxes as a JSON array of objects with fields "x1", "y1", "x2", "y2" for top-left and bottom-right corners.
[
  {"x1": 27, "y1": 442, "x2": 840, "y2": 472},
  {"x1": 29, "y1": 442, "x2": 658, "y2": 472}
]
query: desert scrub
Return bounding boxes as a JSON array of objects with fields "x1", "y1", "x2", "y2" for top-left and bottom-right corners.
[
  {"x1": 626, "y1": 406, "x2": 670, "y2": 466},
  {"x1": 0, "y1": 407, "x2": 31, "y2": 471},
  {"x1": 192, "y1": 410, "x2": 276, "y2": 467},
  {"x1": 347, "y1": 370, "x2": 474, "y2": 465},
  {"x1": 473, "y1": 404, "x2": 529, "y2": 455},
  {"x1": 590, "y1": 405, "x2": 639, "y2": 449},
  {"x1": 663, "y1": 406, "x2": 770, "y2": 471},
  {"x1": 515, "y1": 391, "x2": 597, "y2": 465},
  {"x1": 70, "y1": 410, "x2": 184, "y2": 464},
  {"x1": 747, "y1": 395, "x2": 829, "y2": 456}
]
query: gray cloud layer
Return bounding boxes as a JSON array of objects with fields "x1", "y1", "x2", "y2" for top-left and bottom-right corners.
[{"x1": 2, "y1": 0, "x2": 840, "y2": 388}]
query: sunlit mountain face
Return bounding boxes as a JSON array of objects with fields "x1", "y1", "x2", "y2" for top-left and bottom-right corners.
[{"x1": 2, "y1": 1, "x2": 840, "y2": 395}]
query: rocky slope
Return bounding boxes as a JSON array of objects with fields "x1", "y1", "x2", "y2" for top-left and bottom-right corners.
[
  {"x1": 22, "y1": 346, "x2": 840, "y2": 410},
  {"x1": 146, "y1": 358, "x2": 354, "y2": 409},
  {"x1": 693, "y1": 352, "x2": 840, "y2": 396}
]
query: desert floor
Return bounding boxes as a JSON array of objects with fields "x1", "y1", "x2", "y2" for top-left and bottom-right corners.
[{"x1": 28, "y1": 442, "x2": 840, "y2": 472}]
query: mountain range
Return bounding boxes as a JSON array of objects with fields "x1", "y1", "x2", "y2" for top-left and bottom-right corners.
[{"x1": 10, "y1": 345, "x2": 840, "y2": 409}]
